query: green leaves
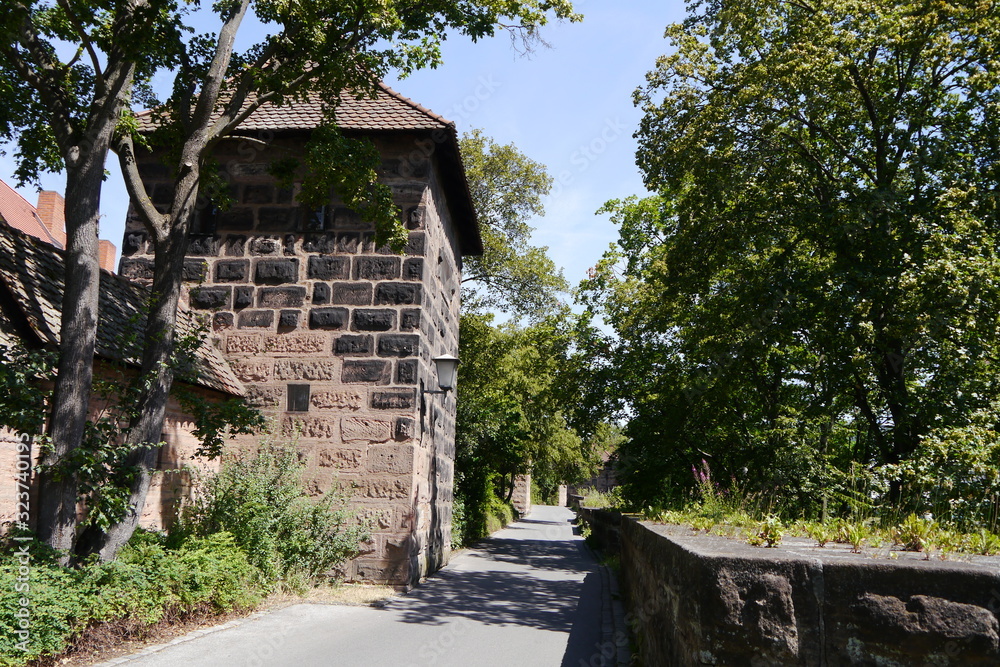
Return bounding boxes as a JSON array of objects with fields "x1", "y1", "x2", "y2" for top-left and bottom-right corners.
[
  {"x1": 299, "y1": 125, "x2": 405, "y2": 251},
  {"x1": 587, "y1": 0, "x2": 1000, "y2": 520},
  {"x1": 459, "y1": 129, "x2": 567, "y2": 319}
]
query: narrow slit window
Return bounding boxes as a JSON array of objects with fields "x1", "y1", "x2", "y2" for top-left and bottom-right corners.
[{"x1": 288, "y1": 384, "x2": 310, "y2": 412}]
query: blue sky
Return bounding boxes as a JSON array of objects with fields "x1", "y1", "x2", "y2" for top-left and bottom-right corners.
[{"x1": 1, "y1": 0, "x2": 685, "y2": 289}]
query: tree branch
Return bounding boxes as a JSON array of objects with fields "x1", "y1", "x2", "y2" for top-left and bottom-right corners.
[
  {"x1": 114, "y1": 132, "x2": 168, "y2": 239},
  {"x1": 5, "y1": 5, "x2": 77, "y2": 152},
  {"x1": 56, "y1": 0, "x2": 105, "y2": 94},
  {"x1": 188, "y1": 0, "x2": 251, "y2": 133}
]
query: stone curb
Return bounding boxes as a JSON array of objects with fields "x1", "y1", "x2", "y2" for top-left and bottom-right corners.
[{"x1": 582, "y1": 539, "x2": 632, "y2": 666}]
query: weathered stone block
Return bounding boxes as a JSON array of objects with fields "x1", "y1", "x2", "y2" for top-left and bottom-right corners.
[
  {"x1": 215, "y1": 260, "x2": 249, "y2": 282},
  {"x1": 245, "y1": 385, "x2": 283, "y2": 408},
  {"x1": 396, "y1": 360, "x2": 417, "y2": 385},
  {"x1": 331, "y1": 282, "x2": 373, "y2": 306},
  {"x1": 190, "y1": 286, "x2": 230, "y2": 310},
  {"x1": 311, "y1": 390, "x2": 364, "y2": 410},
  {"x1": 405, "y1": 206, "x2": 425, "y2": 230},
  {"x1": 342, "y1": 418, "x2": 393, "y2": 443},
  {"x1": 302, "y1": 234, "x2": 337, "y2": 254},
  {"x1": 354, "y1": 256, "x2": 401, "y2": 281},
  {"x1": 243, "y1": 184, "x2": 275, "y2": 204},
  {"x1": 335, "y1": 334, "x2": 374, "y2": 356},
  {"x1": 308, "y1": 256, "x2": 350, "y2": 280},
  {"x1": 250, "y1": 236, "x2": 283, "y2": 256},
  {"x1": 258, "y1": 206, "x2": 299, "y2": 231},
  {"x1": 377, "y1": 334, "x2": 419, "y2": 358},
  {"x1": 225, "y1": 333, "x2": 262, "y2": 354},
  {"x1": 394, "y1": 417, "x2": 416, "y2": 441},
  {"x1": 225, "y1": 235, "x2": 247, "y2": 256},
  {"x1": 332, "y1": 206, "x2": 363, "y2": 229},
  {"x1": 352, "y1": 309, "x2": 396, "y2": 332},
  {"x1": 405, "y1": 232, "x2": 426, "y2": 256},
  {"x1": 400, "y1": 309, "x2": 420, "y2": 331},
  {"x1": 121, "y1": 258, "x2": 154, "y2": 281},
  {"x1": 212, "y1": 313, "x2": 234, "y2": 331},
  {"x1": 318, "y1": 448, "x2": 363, "y2": 469},
  {"x1": 375, "y1": 282, "x2": 422, "y2": 305},
  {"x1": 264, "y1": 333, "x2": 327, "y2": 354},
  {"x1": 238, "y1": 310, "x2": 273, "y2": 328},
  {"x1": 342, "y1": 360, "x2": 391, "y2": 384},
  {"x1": 371, "y1": 390, "x2": 417, "y2": 410},
  {"x1": 234, "y1": 286, "x2": 254, "y2": 309},
  {"x1": 187, "y1": 235, "x2": 221, "y2": 256},
  {"x1": 336, "y1": 232, "x2": 362, "y2": 253},
  {"x1": 216, "y1": 207, "x2": 254, "y2": 230},
  {"x1": 231, "y1": 360, "x2": 271, "y2": 382},
  {"x1": 352, "y1": 506, "x2": 395, "y2": 530},
  {"x1": 254, "y1": 258, "x2": 298, "y2": 284},
  {"x1": 357, "y1": 478, "x2": 411, "y2": 500},
  {"x1": 367, "y1": 444, "x2": 413, "y2": 473},
  {"x1": 274, "y1": 359, "x2": 338, "y2": 381},
  {"x1": 278, "y1": 310, "x2": 300, "y2": 329},
  {"x1": 122, "y1": 232, "x2": 146, "y2": 256},
  {"x1": 258, "y1": 286, "x2": 306, "y2": 308},
  {"x1": 312, "y1": 282, "x2": 331, "y2": 304},
  {"x1": 402, "y1": 258, "x2": 424, "y2": 281},
  {"x1": 309, "y1": 307, "x2": 349, "y2": 330},
  {"x1": 285, "y1": 416, "x2": 337, "y2": 439}
]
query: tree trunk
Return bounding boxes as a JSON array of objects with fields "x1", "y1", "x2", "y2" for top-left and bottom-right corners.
[
  {"x1": 35, "y1": 118, "x2": 120, "y2": 561},
  {"x1": 77, "y1": 221, "x2": 192, "y2": 559},
  {"x1": 76, "y1": 173, "x2": 197, "y2": 560}
]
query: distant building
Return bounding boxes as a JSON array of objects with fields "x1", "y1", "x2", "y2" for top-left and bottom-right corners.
[{"x1": 0, "y1": 179, "x2": 116, "y2": 273}]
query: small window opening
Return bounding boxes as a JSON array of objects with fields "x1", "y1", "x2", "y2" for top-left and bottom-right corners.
[{"x1": 288, "y1": 384, "x2": 311, "y2": 412}]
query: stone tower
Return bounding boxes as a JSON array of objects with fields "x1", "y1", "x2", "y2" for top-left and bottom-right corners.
[{"x1": 120, "y1": 84, "x2": 482, "y2": 585}]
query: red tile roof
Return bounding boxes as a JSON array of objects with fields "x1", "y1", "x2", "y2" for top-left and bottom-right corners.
[
  {"x1": 0, "y1": 180, "x2": 62, "y2": 248},
  {"x1": 138, "y1": 82, "x2": 453, "y2": 132},
  {"x1": 136, "y1": 81, "x2": 483, "y2": 255},
  {"x1": 0, "y1": 220, "x2": 244, "y2": 396}
]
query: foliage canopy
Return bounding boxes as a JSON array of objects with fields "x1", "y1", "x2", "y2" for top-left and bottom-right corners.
[{"x1": 583, "y1": 0, "x2": 1000, "y2": 525}]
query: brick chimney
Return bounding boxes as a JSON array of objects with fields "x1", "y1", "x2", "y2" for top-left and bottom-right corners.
[
  {"x1": 35, "y1": 190, "x2": 66, "y2": 247},
  {"x1": 36, "y1": 190, "x2": 117, "y2": 273},
  {"x1": 98, "y1": 240, "x2": 117, "y2": 274}
]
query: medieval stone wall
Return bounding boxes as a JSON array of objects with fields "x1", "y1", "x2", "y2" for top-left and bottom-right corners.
[
  {"x1": 119, "y1": 132, "x2": 463, "y2": 585},
  {"x1": 0, "y1": 377, "x2": 222, "y2": 530}
]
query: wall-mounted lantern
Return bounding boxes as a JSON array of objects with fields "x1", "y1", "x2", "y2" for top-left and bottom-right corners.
[{"x1": 424, "y1": 354, "x2": 459, "y2": 395}]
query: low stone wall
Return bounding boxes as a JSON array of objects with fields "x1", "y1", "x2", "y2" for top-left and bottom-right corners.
[{"x1": 579, "y1": 510, "x2": 1000, "y2": 666}]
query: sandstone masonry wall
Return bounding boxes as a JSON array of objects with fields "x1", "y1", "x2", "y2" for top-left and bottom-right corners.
[
  {"x1": 0, "y1": 378, "x2": 222, "y2": 530},
  {"x1": 120, "y1": 132, "x2": 463, "y2": 585},
  {"x1": 580, "y1": 509, "x2": 1000, "y2": 666}
]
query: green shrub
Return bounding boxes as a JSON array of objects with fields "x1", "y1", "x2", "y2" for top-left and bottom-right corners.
[
  {"x1": 485, "y1": 494, "x2": 515, "y2": 534},
  {"x1": 451, "y1": 495, "x2": 467, "y2": 549},
  {"x1": 171, "y1": 442, "x2": 368, "y2": 584},
  {"x1": 0, "y1": 530, "x2": 261, "y2": 667},
  {"x1": 0, "y1": 558, "x2": 88, "y2": 665}
]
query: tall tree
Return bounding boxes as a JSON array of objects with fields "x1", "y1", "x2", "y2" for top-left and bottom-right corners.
[
  {"x1": 459, "y1": 129, "x2": 567, "y2": 319},
  {"x1": 584, "y1": 0, "x2": 1000, "y2": 513},
  {"x1": 0, "y1": 0, "x2": 178, "y2": 559},
  {"x1": 0, "y1": 0, "x2": 581, "y2": 560}
]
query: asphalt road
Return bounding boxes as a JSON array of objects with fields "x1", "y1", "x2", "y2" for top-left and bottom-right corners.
[{"x1": 99, "y1": 505, "x2": 609, "y2": 667}]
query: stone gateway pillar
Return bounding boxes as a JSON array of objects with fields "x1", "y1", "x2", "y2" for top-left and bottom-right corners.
[{"x1": 120, "y1": 84, "x2": 482, "y2": 586}]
